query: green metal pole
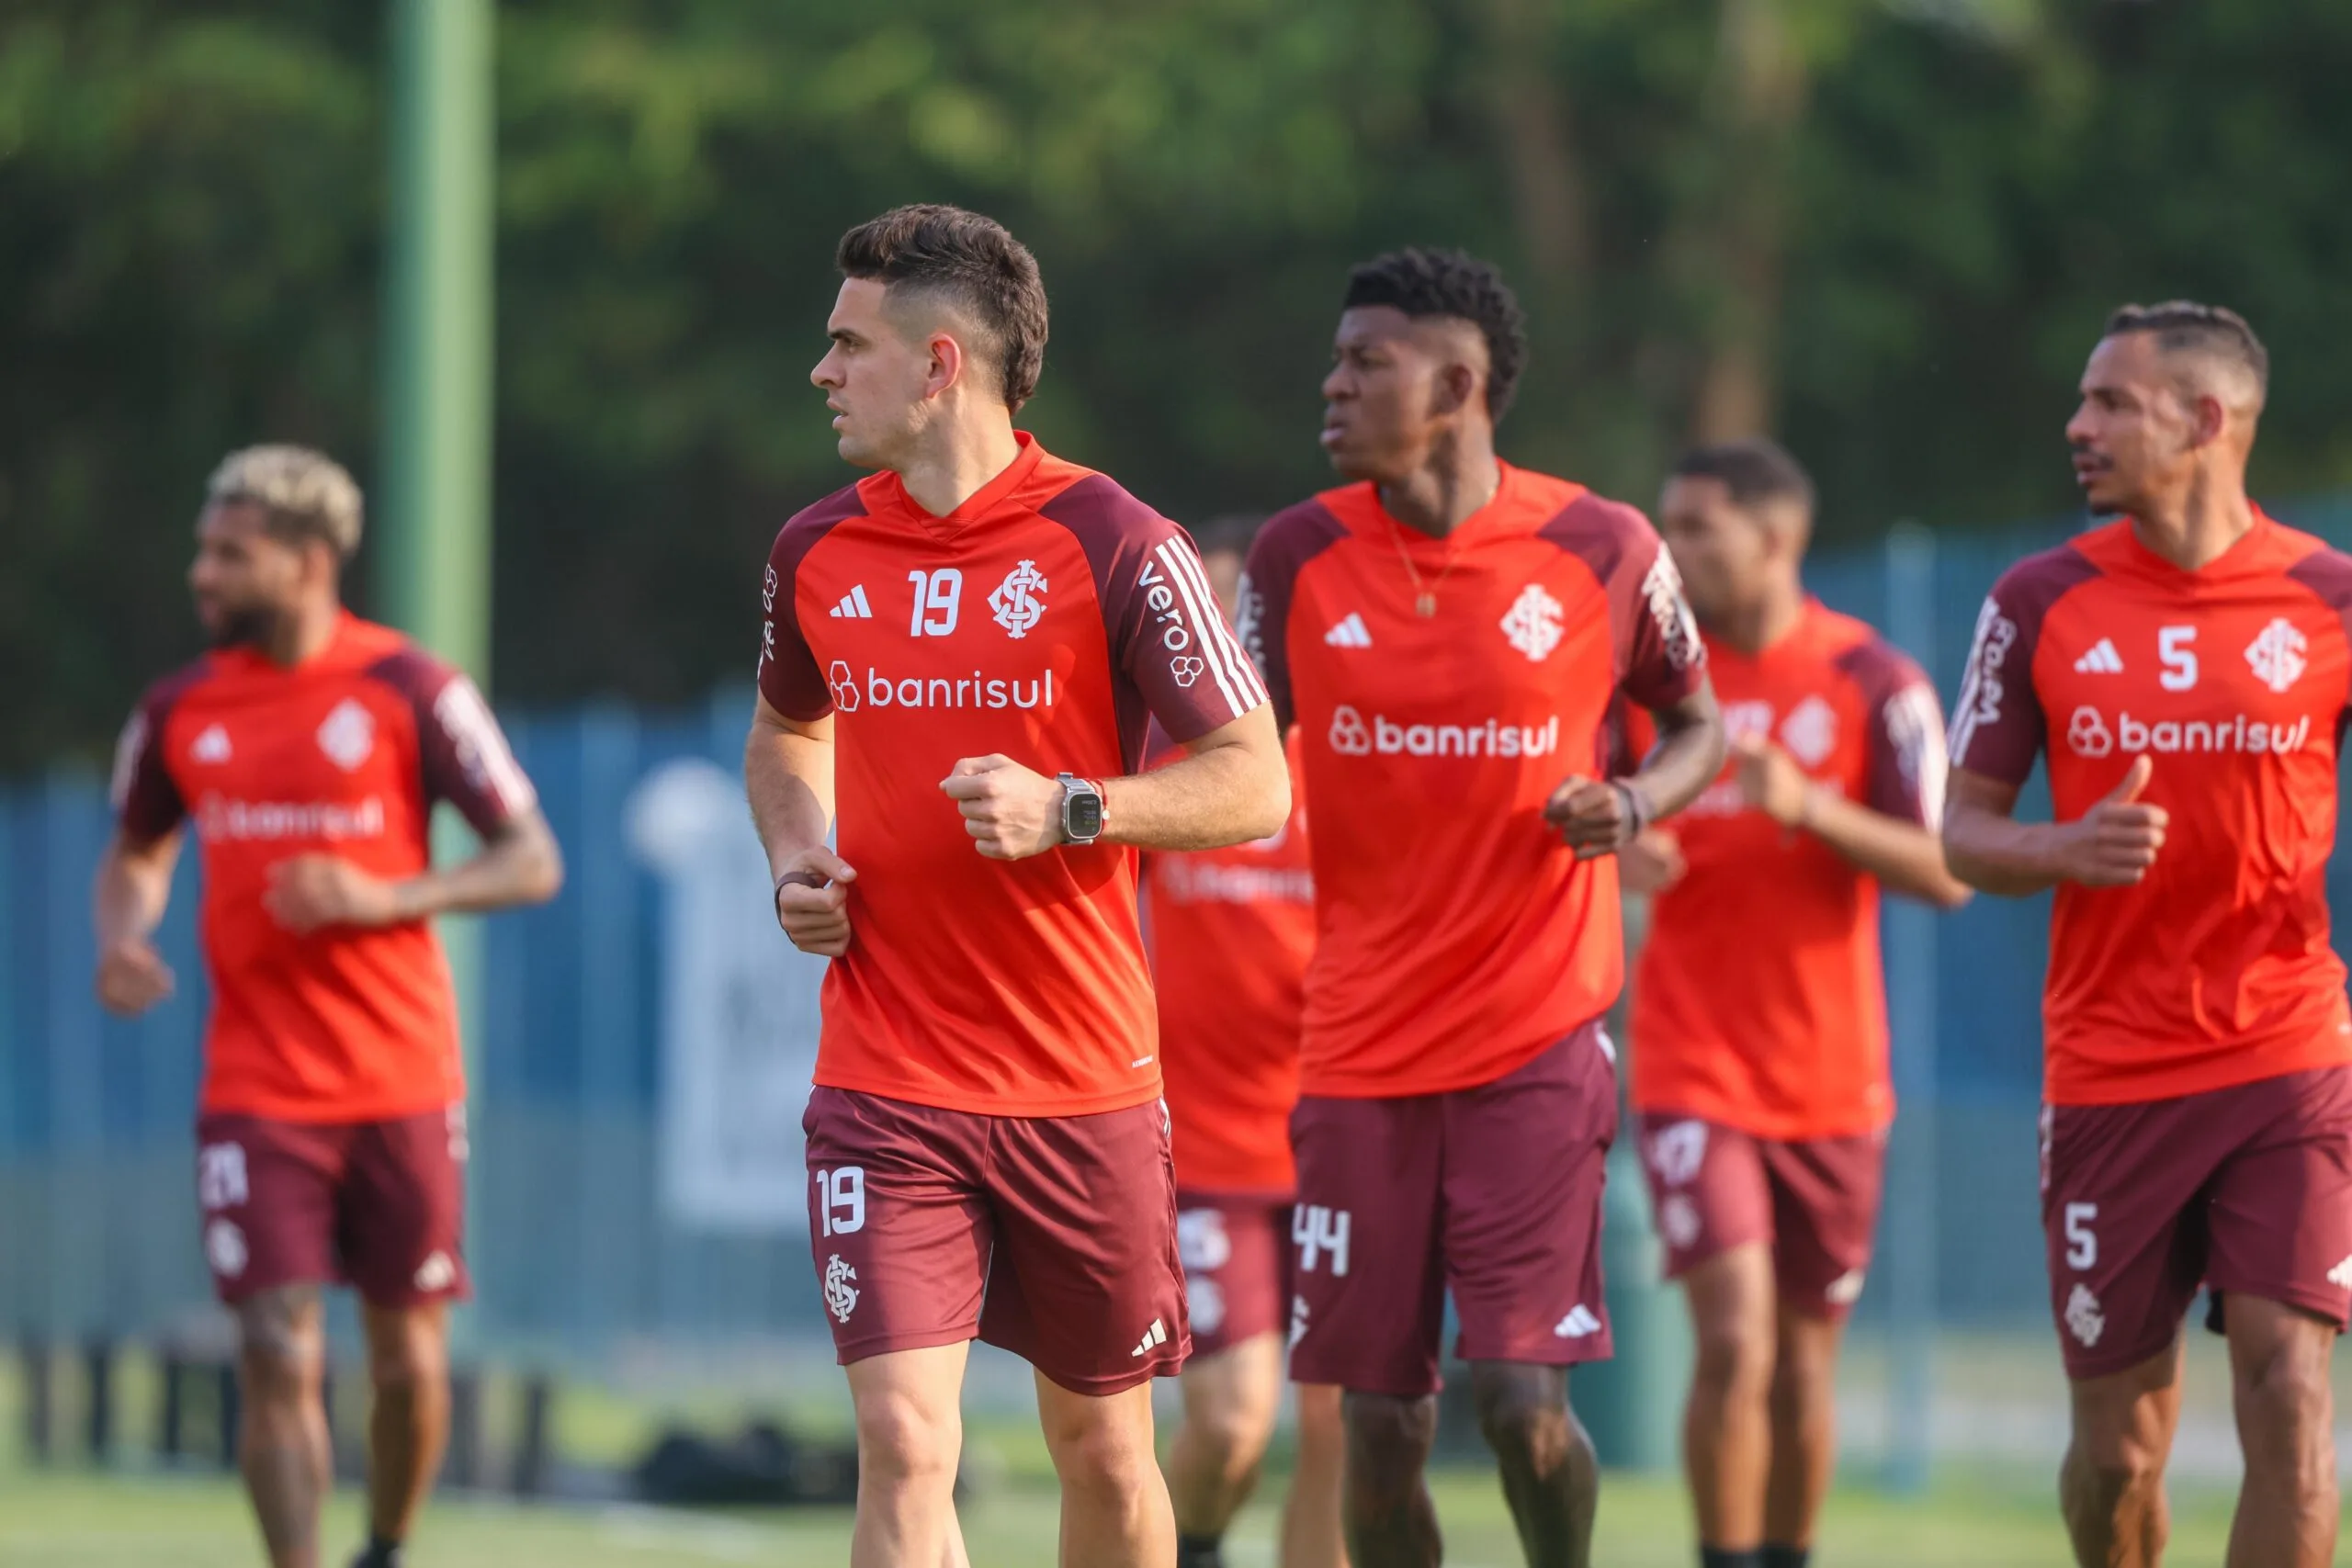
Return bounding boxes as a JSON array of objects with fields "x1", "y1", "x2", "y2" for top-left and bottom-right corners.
[{"x1": 379, "y1": 0, "x2": 494, "y2": 1269}]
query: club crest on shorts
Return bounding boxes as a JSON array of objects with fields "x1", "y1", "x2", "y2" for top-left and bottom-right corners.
[
  {"x1": 1826, "y1": 1268, "x2": 1867, "y2": 1307},
  {"x1": 1646, "y1": 1121, "x2": 1708, "y2": 1187},
  {"x1": 205, "y1": 1218, "x2": 248, "y2": 1280},
  {"x1": 1186, "y1": 1276, "x2": 1227, "y2": 1336},
  {"x1": 1288, "y1": 1293, "x2": 1310, "y2": 1350},
  {"x1": 1659, "y1": 1193, "x2": 1702, "y2": 1250},
  {"x1": 824, "y1": 1254, "x2": 859, "y2": 1323},
  {"x1": 2064, "y1": 1283, "x2": 2105, "y2": 1348}
]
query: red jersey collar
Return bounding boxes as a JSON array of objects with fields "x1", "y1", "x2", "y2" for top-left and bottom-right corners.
[
  {"x1": 1323, "y1": 461, "x2": 1564, "y2": 552},
  {"x1": 859, "y1": 430, "x2": 1048, "y2": 534},
  {"x1": 2107, "y1": 505, "x2": 2279, "y2": 582},
  {"x1": 211, "y1": 608, "x2": 365, "y2": 676}
]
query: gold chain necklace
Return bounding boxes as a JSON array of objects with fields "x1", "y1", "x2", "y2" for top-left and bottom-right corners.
[{"x1": 1387, "y1": 517, "x2": 1461, "y2": 617}]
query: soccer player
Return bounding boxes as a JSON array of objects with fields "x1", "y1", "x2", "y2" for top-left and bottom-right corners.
[
  {"x1": 94, "y1": 446, "x2": 562, "y2": 1568},
  {"x1": 747, "y1": 205, "x2": 1290, "y2": 1568},
  {"x1": 1619, "y1": 439, "x2": 1969, "y2": 1568},
  {"x1": 1142, "y1": 513, "x2": 1346, "y2": 1568},
  {"x1": 1238, "y1": 248, "x2": 1725, "y2": 1568},
  {"x1": 1945, "y1": 302, "x2": 2352, "y2": 1568}
]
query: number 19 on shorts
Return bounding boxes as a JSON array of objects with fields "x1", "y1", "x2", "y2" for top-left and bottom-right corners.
[{"x1": 814, "y1": 1167, "x2": 865, "y2": 1236}]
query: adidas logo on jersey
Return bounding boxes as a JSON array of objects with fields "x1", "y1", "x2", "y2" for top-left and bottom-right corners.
[
  {"x1": 2074, "y1": 638, "x2": 2124, "y2": 674},
  {"x1": 828, "y1": 585, "x2": 874, "y2": 619},
  {"x1": 1554, "y1": 1304, "x2": 1602, "y2": 1339},
  {"x1": 191, "y1": 724, "x2": 233, "y2": 763},
  {"x1": 1130, "y1": 1317, "x2": 1170, "y2": 1357},
  {"x1": 1324, "y1": 613, "x2": 1373, "y2": 648}
]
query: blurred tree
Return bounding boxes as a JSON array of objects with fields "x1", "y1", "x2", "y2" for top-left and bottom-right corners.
[{"x1": 3, "y1": 0, "x2": 2349, "y2": 768}]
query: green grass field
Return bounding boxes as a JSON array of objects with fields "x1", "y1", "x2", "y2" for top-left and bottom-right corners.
[{"x1": 0, "y1": 1463, "x2": 2256, "y2": 1567}]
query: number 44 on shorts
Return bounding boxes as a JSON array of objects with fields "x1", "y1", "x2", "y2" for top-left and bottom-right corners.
[{"x1": 1294, "y1": 1204, "x2": 1351, "y2": 1277}]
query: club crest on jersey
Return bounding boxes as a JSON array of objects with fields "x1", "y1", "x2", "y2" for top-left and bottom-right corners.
[
  {"x1": 989, "y1": 560, "x2": 1050, "y2": 638},
  {"x1": 1499, "y1": 583, "x2": 1566, "y2": 662},
  {"x1": 1780, "y1": 695, "x2": 1838, "y2": 769},
  {"x1": 316, "y1": 699, "x2": 376, "y2": 771},
  {"x1": 2245, "y1": 617, "x2": 2308, "y2": 694}
]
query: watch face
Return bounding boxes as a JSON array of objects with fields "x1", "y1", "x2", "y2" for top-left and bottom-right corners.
[{"x1": 1067, "y1": 791, "x2": 1103, "y2": 840}]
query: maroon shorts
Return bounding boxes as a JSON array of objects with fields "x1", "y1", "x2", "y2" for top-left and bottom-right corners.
[
  {"x1": 801, "y1": 1087, "x2": 1188, "y2": 1395},
  {"x1": 193, "y1": 1107, "x2": 469, "y2": 1307},
  {"x1": 1635, "y1": 1113, "x2": 1884, "y2": 1321},
  {"x1": 2042, "y1": 1065, "x2": 2352, "y2": 1380},
  {"x1": 1287, "y1": 1024, "x2": 1619, "y2": 1398},
  {"x1": 1176, "y1": 1193, "x2": 1293, "y2": 1358}
]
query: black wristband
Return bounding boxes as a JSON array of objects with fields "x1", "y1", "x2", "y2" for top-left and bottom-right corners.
[{"x1": 1611, "y1": 780, "x2": 1652, "y2": 838}]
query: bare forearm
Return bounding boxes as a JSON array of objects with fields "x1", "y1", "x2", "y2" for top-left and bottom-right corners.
[
  {"x1": 746, "y1": 723, "x2": 835, "y2": 880},
  {"x1": 95, "y1": 840, "x2": 175, "y2": 948},
  {"x1": 1101, "y1": 729, "x2": 1289, "y2": 852},
  {"x1": 1803, "y1": 794, "x2": 1972, "y2": 908},
  {"x1": 389, "y1": 815, "x2": 564, "y2": 919},
  {"x1": 1629, "y1": 708, "x2": 1727, "y2": 824},
  {"x1": 1942, "y1": 805, "x2": 2065, "y2": 897}
]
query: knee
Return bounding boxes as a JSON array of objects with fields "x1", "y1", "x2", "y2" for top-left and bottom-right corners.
[
  {"x1": 2068, "y1": 1409, "x2": 2168, "y2": 1498},
  {"x1": 1691, "y1": 1320, "x2": 1775, "y2": 1404},
  {"x1": 855, "y1": 1389, "x2": 962, "y2": 1489},
  {"x1": 238, "y1": 1319, "x2": 320, "y2": 1403},
  {"x1": 1042, "y1": 1410, "x2": 1159, "y2": 1500},
  {"x1": 1187, "y1": 1399, "x2": 1276, "y2": 1475},
  {"x1": 368, "y1": 1330, "x2": 447, "y2": 1401},
  {"x1": 1472, "y1": 1371, "x2": 1573, "y2": 1473},
  {"x1": 2236, "y1": 1342, "x2": 2334, "y2": 1457},
  {"x1": 1345, "y1": 1393, "x2": 1437, "y2": 1489}
]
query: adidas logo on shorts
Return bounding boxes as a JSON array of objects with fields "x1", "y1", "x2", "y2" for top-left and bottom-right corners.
[
  {"x1": 1554, "y1": 1304, "x2": 1602, "y2": 1339},
  {"x1": 2327, "y1": 1254, "x2": 2352, "y2": 1292},
  {"x1": 1130, "y1": 1317, "x2": 1170, "y2": 1357}
]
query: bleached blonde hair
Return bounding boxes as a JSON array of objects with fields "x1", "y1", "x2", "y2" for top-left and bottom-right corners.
[{"x1": 206, "y1": 445, "x2": 364, "y2": 559}]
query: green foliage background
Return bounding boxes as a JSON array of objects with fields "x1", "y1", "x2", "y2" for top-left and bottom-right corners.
[{"x1": 5, "y1": 0, "x2": 2350, "y2": 767}]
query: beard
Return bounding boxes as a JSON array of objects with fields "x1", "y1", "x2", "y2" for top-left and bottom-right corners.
[{"x1": 204, "y1": 601, "x2": 284, "y2": 650}]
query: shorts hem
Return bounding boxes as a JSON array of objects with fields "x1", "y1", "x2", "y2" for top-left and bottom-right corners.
[
  {"x1": 215, "y1": 1269, "x2": 341, "y2": 1305},
  {"x1": 2062, "y1": 1337, "x2": 2184, "y2": 1382},
  {"x1": 352, "y1": 1282, "x2": 473, "y2": 1310},
  {"x1": 2205, "y1": 1283, "x2": 2352, "y2": 1334},
  {"x1": 1455, "y1": 1344, "x2": 1611, "y2": 1371},
  {"x1": 1014, "y1": 1339, "x2": 1187, "y2": 1397},
  {"x1": 835, "y1": 1326, "x2": 979, "y2": 1368}
]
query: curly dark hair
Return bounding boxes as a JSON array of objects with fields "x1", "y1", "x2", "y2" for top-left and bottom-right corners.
[
  {"x1": 2104, "y1": 299, "x2": 2268, "y2": 399},
  {"x1": 1341, "y1": 247, "x2": 1529, "y2": 421},
  {"x1": 837, "y1": 204, "x2": 1049, "y2": 412}
]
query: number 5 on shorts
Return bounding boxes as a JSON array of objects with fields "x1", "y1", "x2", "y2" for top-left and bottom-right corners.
[
  {"x1": 815, "y1": 1167, "x2": 865, "y2": 1236},
  {"x1": 2064, "y1": 1201, "x2": 2098, "y2": 1270}
]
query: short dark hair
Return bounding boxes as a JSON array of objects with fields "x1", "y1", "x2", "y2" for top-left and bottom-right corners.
[
  {"x1": 2103, "y1": 299, "x2": 2268, "y2": 400},
  {"x1": 1342, "y1": 248, "x2": 1528, "y2": 421},
  {"x1": 1670, "y1": 437, "x2": 1817, "y2": 516},
  {"x1": 1188, "y1": 513, "x2": 1263, "y2": 559},
  {"x1": 836, "y1": 204, "x2": 1049, "y2": 412}
]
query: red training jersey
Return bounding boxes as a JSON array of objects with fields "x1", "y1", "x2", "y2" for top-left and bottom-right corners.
[
  {"x1": 1239, "y1": 465, "x2": 1707, "y2": 1099},
  {"x1": 1628, "y1": 600, "x2": 1948, "y2": 1140},
  {"x1": 111, "y1": 614, "x2": 537, "y2": 1122},
  {"x1": 1143, "y1": 728, "x2": 1314, "y2": 1196},
  {"x1": 759, "y1": 434, "x2": 1270, "y2": 1118},
  {"x1": 1949, "y1": 513, "x2": 2352, "y2": 1106}
]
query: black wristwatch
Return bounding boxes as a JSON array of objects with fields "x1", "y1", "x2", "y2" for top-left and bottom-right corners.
[{"x1": 1057, "y1": 773, "x2": 1105, "y2": 846}]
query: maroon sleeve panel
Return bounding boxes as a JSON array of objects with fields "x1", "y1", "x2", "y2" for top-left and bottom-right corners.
[
  {"x1": 758, "y1": 485, "x2": 866, "y2": 723},
  {"x1": 109, "y1": 662, "x2": 209, "y2": 844},
  {"x1": 1236, "y1": 501, "x2": 1351, "y2": 733},
  {"x1": 367, "y1": 649, "x2": 539, "y2": 839},
  {"x1": 1948, "y1": 545, "x2": 2100, "y2": 788},
  {"x1": 1539, "y1": 492, "x2": 1707, "y2": 711},
  {"x1": 1040, "y1": 474, "x2": 1270, "y2": 771},
  {"x1": 1836, "y1": 636, "x2": 1948, "y2": 828},
  {"x1": 2286, "y1": 544, "x2": 2352, "y2": 748}
]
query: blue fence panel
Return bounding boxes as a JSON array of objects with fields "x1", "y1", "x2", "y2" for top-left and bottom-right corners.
[{"x1": 9, "y1": 506, "x2": 2352, "y2": 1361}]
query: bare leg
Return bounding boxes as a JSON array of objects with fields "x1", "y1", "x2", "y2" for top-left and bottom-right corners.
[
  {"x1": 2059, "y1": 1339, "x2": 2182, "y2": 1568},
  {"x1": 2222, "y1": 1295, "x2": 2337, "y2": 1568},
  {"x1": 1280, "y1": 1382, "x2": 1351, "y2": 1568},
  {"x1": 1035, "y1": 1370, "x2": 1177, "y2": 1568},
  {"x1": 1168, "y1": 1331, "x2": 1284, "y2": 1551},
  {"x1": 1679, "y1": 1244, "x2": 1776, "y2": 1553},
  {"x1": 1342, "y1": 1392, "x2": 1441, "y2": 1568},
  {"x1": 236, "y1": 1285, "x2": 331, "y2": 1568},
  {"x1": 357, "y1": 1300, "x2": 450, "y2": 1551},
  {"x1": 846, "y1": 1343, "x2": 970, "y2": 1568},
  {"x1": 1470, "y1": 1361, "x2": 1598, "y2": 1568},
  {"x1": 1763, "y1": 1304, "x2": 1846, "y2": 1549}
]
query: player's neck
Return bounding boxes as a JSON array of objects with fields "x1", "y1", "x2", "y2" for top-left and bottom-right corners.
[
  {"x1": 2130, "y1": 470, "x2": 2256, "y2": 571},
  {"x1": 1379, "y1": 439, "x2": 1502, "y2": 539},
  {"x1": 259, "y1": 599, "x2": 343, "y2": 668},
  {"x1": 1708, "y1": 581, "x2": 1805, "y2": 657},
  {"x1": 896, "y1": 411, "x2": 1023, "y2": 520}
]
